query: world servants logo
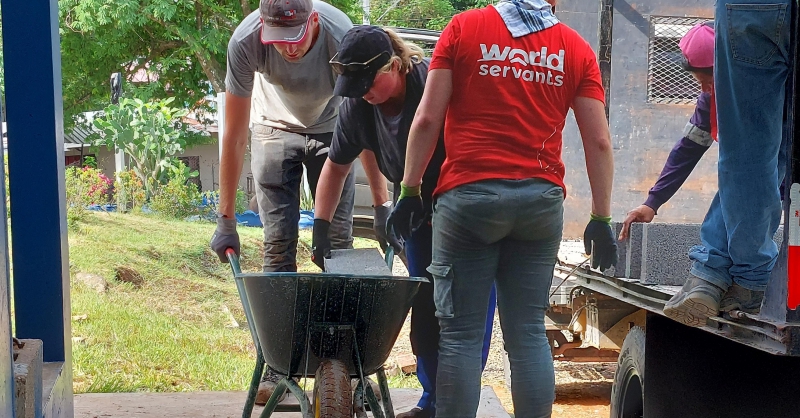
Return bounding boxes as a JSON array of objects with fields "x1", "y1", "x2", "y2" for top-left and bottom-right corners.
[{"x1": 477, "y1": 44, "x2": 565, "y2": 86}]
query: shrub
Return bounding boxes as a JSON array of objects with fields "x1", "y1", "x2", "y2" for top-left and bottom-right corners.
[
  {"x1": 65, "y1": 167, "x2": 112, "y2": 225},
  {"x1": 114, "y1": 170, "x2": 147, "y2": 212},
  {"x1": 148, "y1": 170, "x2": 201, "y2": 220}
]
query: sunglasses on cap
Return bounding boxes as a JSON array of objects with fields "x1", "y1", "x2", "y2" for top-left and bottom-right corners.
[
  {"x1": 680, "y1": 55, "x2": 713, "y2": 74},
  {"x1": 329, "y1": 51, "x2": 390, "y2": 75}
]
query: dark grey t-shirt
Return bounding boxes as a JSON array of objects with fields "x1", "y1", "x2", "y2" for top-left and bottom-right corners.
[
  {"x1": 225, "y1": 1, "x2": 353, "y2": 133},
  {"x1": 329, "y1": 59, "x2": 445, "y2": 200}
]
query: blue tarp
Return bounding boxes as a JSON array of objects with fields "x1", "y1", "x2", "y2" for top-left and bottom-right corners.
[
  {"x1": 85, "y1": 201, "x2": 314, "y2": 229},
  {"x1": 235, "y1": 209, "x2": 314, "y2": 229}
]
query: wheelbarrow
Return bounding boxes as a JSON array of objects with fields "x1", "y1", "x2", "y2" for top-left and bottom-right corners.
[{"x1": 226, "y1": 249, "x2": 427, "y2": 418}]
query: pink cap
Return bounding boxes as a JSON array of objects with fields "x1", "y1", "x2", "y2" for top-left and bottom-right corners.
[{"x1": 679, "y1": 22, "x2": 715, "y2": 69}]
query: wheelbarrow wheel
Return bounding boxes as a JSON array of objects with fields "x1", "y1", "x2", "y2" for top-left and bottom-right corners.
[{"x1": 313, "y1": 359, "x2": 353, "y2": 418}]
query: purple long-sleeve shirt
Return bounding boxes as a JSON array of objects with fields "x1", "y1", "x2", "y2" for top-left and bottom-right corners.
[{"x1": 643, "y1": 92, "x2": 714, "y2": 212}]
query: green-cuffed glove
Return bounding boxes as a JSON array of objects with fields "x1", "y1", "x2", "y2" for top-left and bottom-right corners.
[
  {"x1": 387, "y1": 183, "x2": 425, "y2": 241},
  {"x1": 583, "y1": 214, "x2": 618, "y2": 270}
]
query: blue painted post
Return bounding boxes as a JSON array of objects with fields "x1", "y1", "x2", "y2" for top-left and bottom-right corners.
[
  {"x1": 0, "y1": 100, "x2": 16, "y2": 418},
  {"x1": 0, "y1": 0, "x2": 72, "y2": 368}
]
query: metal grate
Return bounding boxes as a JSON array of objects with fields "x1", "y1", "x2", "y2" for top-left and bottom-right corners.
[{"x1": 647, "y1": 16, "x2": 709, "y2": 105}]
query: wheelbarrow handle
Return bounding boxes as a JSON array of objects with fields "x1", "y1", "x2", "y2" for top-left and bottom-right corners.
[
  {"x1": 226, "y1": 248, "x2": 242, "y2": 276},
  {"x1": 384, "y1": 247, "x2": 394, "y2": 271}
]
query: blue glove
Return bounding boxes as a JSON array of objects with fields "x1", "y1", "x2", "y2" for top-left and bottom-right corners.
[
  {"x1": 583, "y1": 214, "x2": 618, "y2": 270},
  {"x1": 387, "y1": 183, "x2": 425, "y2": 241},
  {"x1": 210, "y1": 216, "x2": 240, "y2": 263}
]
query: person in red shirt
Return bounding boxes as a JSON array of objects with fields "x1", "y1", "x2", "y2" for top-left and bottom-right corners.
[{"x1": 388, "y1": 0, "x2": 616, "y2": 416}]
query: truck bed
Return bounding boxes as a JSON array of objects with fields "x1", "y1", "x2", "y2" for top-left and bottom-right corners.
[{"x1": 554, "y1": 262, "x2": 800, "y2": 356}]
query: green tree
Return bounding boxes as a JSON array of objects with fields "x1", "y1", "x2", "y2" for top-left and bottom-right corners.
[
  {"x1": 370, "y1": 0, "x2": 456, "y2": 30},
  {"x1": 58, "y1": 0, "x2": 362, "y2": 128},
  {"x1": 91, "y1": 97, "x2": 189, "y2": 198},
  {"x1": 448, "y1": 0, "x2": 493, "y2": 12}
]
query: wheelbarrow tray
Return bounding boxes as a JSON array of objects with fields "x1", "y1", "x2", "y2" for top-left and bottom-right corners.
[{"x1": 239, "y1": 272, "x2": 427, "y2": 378}]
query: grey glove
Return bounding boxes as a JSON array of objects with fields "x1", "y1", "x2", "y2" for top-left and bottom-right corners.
[
  {"x1": 374, "y1": 201, "x2": 404, "y2": 253},
  {"x1": 210, "y1": 216, "x2": 240, "y2": 263}
]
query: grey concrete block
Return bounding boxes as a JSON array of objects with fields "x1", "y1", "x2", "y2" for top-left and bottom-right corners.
[
  {"x1": 602, "y1": 222, "x2": 627, "y2": 277},
  {"x1": 640, "y1": 223, "x2": 701, "y2": 285},
  {"x1": 14, "y1": 339, "x2": 43, "y2": 418},
  {"x1": 625, "y1": 223, "x2": 644, "y2": 279},
  {"x1": 324, "y1": 249, "x2": 392, "y2": 276}
]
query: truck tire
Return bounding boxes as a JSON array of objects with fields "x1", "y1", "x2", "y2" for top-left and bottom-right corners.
[
  {"x1": 313, "y1": 359, "x2": 353, "y2": 418},
  {"x1": 610, "y1": 327, "x2": 645, "y2": 418}
]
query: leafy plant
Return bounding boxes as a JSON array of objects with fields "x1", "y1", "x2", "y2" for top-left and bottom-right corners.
[
  {"x1": 114, "y1": 169, "x2": 146, "y2": 212},
  {"x1": 82, "y1": 155, "x2": 98, "y2": 169},
  {"x1": 65, "y1": 166, "x2": 113, "y2": 225},
  {"x1": 91, "y1": 97, "x2": 189, "y2": 198},
  {"x1": 300, "y1": 173, "x2": 314, "y2": 212},
  {"x1": 372, "y1": 0, "x2": 456, "y2": 30},
  {"x1": 148, "y1": 163, "x2": 201, "y2": 219}
]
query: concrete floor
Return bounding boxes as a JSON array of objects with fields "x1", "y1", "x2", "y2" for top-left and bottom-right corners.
[{"x1": 74, "y1": 387, "x2": 510, "y2": 417}]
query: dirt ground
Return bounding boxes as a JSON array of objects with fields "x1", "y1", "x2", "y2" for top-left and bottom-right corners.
[
  {"x1": 387, "y1": 240, "x2": 613, "y2": 417},
  {"x1": 388, "y1": 312, "x2": 614, "y2": 417}
]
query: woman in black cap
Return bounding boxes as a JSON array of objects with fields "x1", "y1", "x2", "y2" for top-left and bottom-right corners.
[{"x1": 310, "y1": 25, "x2": 496, "y2": 418}]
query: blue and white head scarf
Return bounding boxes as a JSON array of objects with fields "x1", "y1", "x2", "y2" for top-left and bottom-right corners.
[{"x1": 494, "y1": 0, "x2": 560, "y2": 37}]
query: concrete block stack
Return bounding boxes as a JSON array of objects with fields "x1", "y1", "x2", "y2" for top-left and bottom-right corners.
[
  {"x1": 601, "y1": 222, "x2": 627, "y2": 278},
  {"x1": 324, "y1": 248, "x2": 392, "y2": 276},
  {"x1": 639, "y1": 223, "x2": 701, "y2": 285},
  {"x1": 616, "y1": 223, "x2": 785, "y2": 286},
  {"x1": 625, "y1": 223, "x2": 644, "y2": 280}
]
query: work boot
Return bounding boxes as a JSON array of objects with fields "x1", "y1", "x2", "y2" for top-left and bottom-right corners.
[
  {"x1": 720, "y1": 283, "x2": 764, "y2": 315},
  {"x1": 255, "y1": 368, "x2": 287, "y2": 406},
  {"x1": 663, "y1": 276, "x2": 725, "y2": 327},
  {"x1": 396, "y1": 407, "x2": 435, "y2": 418}
]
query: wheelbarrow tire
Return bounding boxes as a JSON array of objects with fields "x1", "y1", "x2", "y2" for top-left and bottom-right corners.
[{"x1": 313, "y1": 359, "x2": 353, "y2": 418}]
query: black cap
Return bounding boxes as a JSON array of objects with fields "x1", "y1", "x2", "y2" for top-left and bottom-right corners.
[{"x1": 332, "y1": 26, "x2": 393, "y2": 98}]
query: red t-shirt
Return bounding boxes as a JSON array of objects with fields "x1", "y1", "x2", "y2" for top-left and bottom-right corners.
[
  {"x1": 710, "y1": 91, "x2": 718, "y2": 141},
  {"x1": 429, "y1": 6, "x2": 606, "y2": 196}
]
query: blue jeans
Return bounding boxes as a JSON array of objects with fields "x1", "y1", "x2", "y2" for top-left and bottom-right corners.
[
  {"x1": 429, "y1": 179, "x2": 563, "y2": 418},
  {"x1": 405, "y1": 212, "x2": 497, "y2": 413},
  {"x1": 250, "y1": 125, "x2": 355, "y2": 272},
  {"x1": 689, "y1": 0, "x2": 792, "y2": 291}
]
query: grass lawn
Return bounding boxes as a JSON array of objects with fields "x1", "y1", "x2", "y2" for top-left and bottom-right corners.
[{"x1": 68, "y1": 211, "x2": 418, "y2": 393}]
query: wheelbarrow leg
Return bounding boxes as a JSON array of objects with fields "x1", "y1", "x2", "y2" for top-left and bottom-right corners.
[
  {"x1": 243, "y1": 349, "x2": 266, "y2": 418},
  {"x1": 376, "y1": 368, "x2": 395, "y2": 418},
  {"x1": 353, "y1": 380, "x2": 368, "y2": 418},
  {"x1": 284, "y1": 377, "x2": 313, "y2": 418},
  {"x1": 364, "y1": 379, "x2": 386, "y2": 418},
  {"x1": 258, "y1": 378, "x2": 289, "y2": 418}
]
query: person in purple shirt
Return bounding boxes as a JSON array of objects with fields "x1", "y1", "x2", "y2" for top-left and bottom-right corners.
[
  {"x1": 619, "y1": 91, "x2": 713, "y2": 240},
  {"x1": 619, "y1": 23, "x2": 714, "y2": 241}
]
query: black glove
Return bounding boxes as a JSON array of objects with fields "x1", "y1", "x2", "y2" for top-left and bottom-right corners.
[
  {"x1": 374, "y1": 201, "x2": 404, "y2": 253},
  {"x1": 312, "y1": 219, "x2": 332, "y2": 271},
  {"x1": 210, "y1": 216, "x2": 240, "y2": 263},
  {"x1": 387, "y1": 194, "x2": 425, "y2": 241},
  {"x1": 584, "y1": 218, "x2": 618, "y2": 270}
]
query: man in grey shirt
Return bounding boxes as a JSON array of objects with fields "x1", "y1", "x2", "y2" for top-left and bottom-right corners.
[{"x1": 209, "y1": 0, "x2": 354, "y2": 404}]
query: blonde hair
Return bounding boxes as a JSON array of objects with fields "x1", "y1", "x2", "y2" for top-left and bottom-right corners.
[{"x1": 378, "y1": 28, "x2": 425, "y2": 74}]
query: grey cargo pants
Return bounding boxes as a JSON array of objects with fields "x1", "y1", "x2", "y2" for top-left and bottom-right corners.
[{"x1": 251, "y1": 125, "x2": 355, "y2": 272}]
